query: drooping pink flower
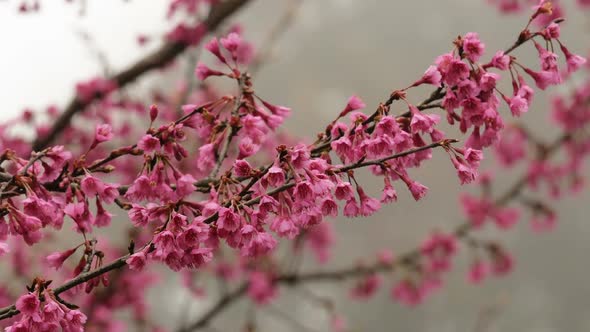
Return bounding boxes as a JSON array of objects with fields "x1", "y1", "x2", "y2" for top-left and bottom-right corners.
[
  {"x1": 413, "y1": 65, "x2": 442, "y2": 87},
  {"x1": 220, "y1": 32, "x2": 242, "y2": 55},
  {"x1": 64, "y1": 202, "x2": 93, "y2": 234},
  {"x1": 334, "y1": 180, "x2": 354, "y2": 201},
  {"x1": 523, "y1": 67, "x2": 560, "y2": 90},
  {"x1": 178, "y1": 224, "x2": 209, "y2": 251},
  {"x1": 233, "y1": 159, "x2": 252, "y2": 177},
  {"x1": 238, "y1": 137, "x2": 259, "y2": 159},
  {"x1": 542, "y1": 22, "x2": 560, "y2": 39},
  {"x1": 338, "y1": 95, "x2": 366, "y2": 118},
  {"x1": 8, "y1": 209, "x2": 43, "y2": 245},
  {"x1": 217, "y1": 208, "x2": 242, "y2": 233},
  {"x1": 321, "y1": 198, "x2": 339, "y2": 217},
  {"x1": 533, "y1": 41, "x2": 559, "y2": 72},
  {"x1": 357, "y1": 187, "x2": 381, "y2": 216},
  {"x1": 15, "y1": 293, "x2": 40, "y2": 317},
  {"x1": 125, "y1": 250, "x2": 147, "y2": 271},
  {"x1": 258, "y1": 195, "x2": 279, "y2": 217},
  {"x1": 266, "y1": 166, "x2": 285, "y2": 187},
  {"x1": 64, "y1": 309, "x2": 87, "y2": 330},
  {"x1": 128, "y1": 205, "x2": 150, "y2": 227},
  {"x1": 507, "y1": 94, "x2": 529, "y2": 117},
  {"x1": 94, "y1": 198, "x2": 113, "y2": 227},
  {"x1": 409, "y1": 105, "x2": 440, "y2": 134},
  {"x1": 22, "y1": 196, "x2": 62, "y2": 229},
  {"x1": 343, "y1": 198, "x2": 360, "y2": 217},
  {"x1": 174, "y1": 174, "x2": 196, "y2": 199},
  {"x1": 559, "y1": 44, "x2": 587, "y2": 74},
  {"x1": 42, "y1": 300, "x2": 64, "y2": 323},
  {"x1": 94, "y1": 124, "x2": 113, "y2": 144},
  {"x1": 196, "y1": 143, "x2": 216, "y2": 171},
  {"x1": 381, "y1": 180, "x2": 398, "y2": 203},
  {"x1": 463, "y1": 148, "x2": 483, "y2": 168},
  {"x1": 45, "y1": 248, "x2": 77, "y2": 270},
  {"x1": 153, "y1": 230, "x2": 177, "y2": 257},
  {"x1": 407, "y1": 180, "x2": 428, "y2": 201},
  {"x1": 242, "y1": 231, "x2": 277, "y2": 257},
  {"x1": 490, "y1": 51, "x2": 510, "y2": 70},
  {"x1": 247, "y1": 271, "x2": 277, "y2": 305},
  {"x1": 38, "y1": 146, "x2": 72, "y2": 182},
  {"x1": 450, "y1": 157, "x2": 477, "y2": 185},
  {"x1": 462, "y1": 32, "x2": 485, "y2": 63},
  {"x1": 331, "y1": 136, "x2": 353, "y2": 161},
  {"x1": 293, "y1": 181, "x2": 314, "y2": 201},
  {"x1": 183, "y1": 247, "x2": 214, "y2": 269},
  {"x1": 138, "y1": 134, "x2": 161, "y2": 153},
  {"x1": 195, "y1": 62, "x2": 226, "y2": 81},
  {"x1": 467, "y1": 260, "x2": 489, "y2": 284},
  {"x1": 81, "y1": 175, "x2": 105, "y2": 197},
  {"x1": 204, "y1": 37, "x2": 227, "y2": 64},
  {"x1": 270, "y1": 216, "x2": 299, "y2": 239},
  {"x1": 438, "y1": 56, "x2": 470, "y2": 86},
  {"x1": 479, "y1": 72, "x2": 500, "y2": 91}
]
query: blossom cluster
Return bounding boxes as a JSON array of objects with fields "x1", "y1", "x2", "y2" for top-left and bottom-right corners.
[
  {"x1": 0, "y1": 1, "x2": 588, "y2": 331},
  {"x1": 8, "y1": 288, "x2": 86, "y2": 332}
]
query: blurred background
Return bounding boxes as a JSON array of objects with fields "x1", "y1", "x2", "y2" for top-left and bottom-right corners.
[{"x1": 1, "y1": 1, "x2": 589, "y2": 331}]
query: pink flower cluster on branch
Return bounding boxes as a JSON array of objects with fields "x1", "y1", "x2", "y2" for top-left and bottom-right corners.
[
  {"x1": 488, "y1": 0, "x2": 590, "y2": 21},
  {"x1": 0, "y1": 1, "x2": 588, "y2": 331}
]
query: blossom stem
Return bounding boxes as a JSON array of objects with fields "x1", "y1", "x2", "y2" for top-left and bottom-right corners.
[{"x1": 336, "y1": 139, "x2": 458, "y2": 173}]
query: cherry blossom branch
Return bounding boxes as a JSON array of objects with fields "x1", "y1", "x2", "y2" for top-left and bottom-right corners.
[
  {"x1": 0, "y1": 136, "x2": 457, "y2": 322},
  {"x1": 336, "y1": 139, "x2": 458, "y2": 173},
  {"x1": 0, "y1": 253, "x2": 130, "y2": 320},
  {"x1": 209, "y1": 77, "x2": 247, "y2": 178},
  {"x1": 1, "y1": 5, "x2": 584, "y2": 330},
  {"x1": 4, "y1": 13, "x2": 546, "y2": 206},
  {"x1": 311, "y1": 21, "x2": 547, "y2": 157},
  {"x1": 31, "y1": 0, "x2": 253, "y2": 151},
  {"x1": 177, "y1": 132, "x2": 572, "y2": 331}
]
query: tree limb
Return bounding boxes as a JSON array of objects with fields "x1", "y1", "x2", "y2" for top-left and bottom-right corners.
[{"x1": 32, "y1": 0, "x2": 253, "y2": 151}]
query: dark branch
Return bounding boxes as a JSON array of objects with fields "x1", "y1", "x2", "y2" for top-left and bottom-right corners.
[{"x1": 32, "y1": 0, "x2": 253, "y2": 151}]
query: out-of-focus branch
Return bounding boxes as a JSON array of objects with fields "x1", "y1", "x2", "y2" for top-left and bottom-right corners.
[
  {"x1": 32, "y1": 0, "x2": 253, "y2": 152},
  {"x1": 249, "y1": 0, "x2": 303, "y2": 75}
]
